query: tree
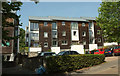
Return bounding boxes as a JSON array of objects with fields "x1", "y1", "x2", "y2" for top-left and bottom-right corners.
[
  {"x1": 19, "y1": 28, "x2": 25, "y2": 53},
  {"x1": 96, "y1": 2, "x2": 120, "y2": 44},
  {"x1": 2, "y1": 2, "x2": 23, "y2": 45}
]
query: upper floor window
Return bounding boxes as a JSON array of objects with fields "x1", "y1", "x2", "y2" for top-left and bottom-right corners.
[
  {"x1": 31, "y1": 33, "x2": 39, "y2": 40},
  {"x1": 30, "y1": 22, "x2": 39, "y2": 31},
  {"x1": 52, "y1": 22, "x2": 57, "y2": 29},
  {"x1": 44, "y1": 22, "x2": 48, "y2": 26},
  {"x1": 83, "y1": 41, "x2": 86, "y2": 45},
  {"x1": 44, "y1": 42, "x2": 48, "y2": 47},
  {"x1": 61, "y1": 40, "x2": 68, "y2": 45},
  {"x1": 98, "y1": 38, "x2": 101, "y2": 42},
  {"x1": 62, "y1": 22, "x2": 65, "y2": 25},
  {"x1": 82, "y1": 31, "x2": 86, "y2": 36},
  {"x1": 62, "y1": 31, "x2": 66, "y2": 36},
  {"x1": 82, "y1": 23, "x2": 85, "y2": 27},
  {"x1": 52, "y1": 30, "x2": 57, "y2": 38},
  {"x1": 89, "y1": 23, "x2": 92, "y2": 29},
  {"x1": 44, "y1": 32, "x2": 48, "y2": 38},
  {"x1": 97, "y1": 30, "x2": 101, "y2": 35},
  {"x1": 71, "y1": 22, "x2": 78, "y2": 29}
]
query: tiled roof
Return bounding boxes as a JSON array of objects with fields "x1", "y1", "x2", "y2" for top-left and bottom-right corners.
[{"x1": 29, "y1": 16, "x2": 89, "y2": 22}]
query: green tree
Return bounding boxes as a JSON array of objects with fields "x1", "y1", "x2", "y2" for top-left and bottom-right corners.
[
  {"x1": 96, "y1": 2, "x2": 120, "y2": 44},
  {"x1": 2, "y1": 2, "x2": 23, "y2": 45},
  {"x1": 19, "y1": 28, "x2": 25, "y2": 53}
]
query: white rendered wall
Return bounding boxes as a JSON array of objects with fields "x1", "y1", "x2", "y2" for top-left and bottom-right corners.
[
  {"x1": 104, "y1": 42, "x2": 118, "y2": 46},
  {"x1": 71, "y1": 30, "x2": 79, "y2": 41},
  {"x1": 29, "y1": 47, "x2": 42, "y2": 52},
  {"x1": 51, "y1": 47, "x2": 60, "y2": 54},
  {"x1": 71, "y1": 45, "x2": 84, "y2": 54},
  {"x1": 89, "y1": 44, "x2": 98, "y2": 51}
]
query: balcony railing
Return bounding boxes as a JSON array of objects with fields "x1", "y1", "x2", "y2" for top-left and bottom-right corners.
[{"x1": 31, "y1": 37, "x2": 39, "y2": 40}]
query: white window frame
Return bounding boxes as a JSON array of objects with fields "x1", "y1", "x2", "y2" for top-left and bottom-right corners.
[
  {"x1": 98, "y1": 38, "x2": 101, "y2": 42},
  {"x1": 62, "y1": 31, "x2": 66, "y2": 36},
  {"x1": 52, "y1": 40, "x2": 57, "y2": 47},
  {"x1": 44, "y1": 42, "x2": 48, "y2": 47},
  {"x1": 62, "y1": 22, "x2": 65, "y2": 25},
  {"x1": 44, "y1": 32, "x2": 48, "y2": 38},
  {"x1": 44, "y1": 22, "x2": 48, "y2": 26},
  {"x1": 97, "y1": 30, "x2": 101, "y2": 34},
  {"x1": 82, "y1": 23, "x2": 85, "y2": 27},
  {"x1": 82, "y1": 31, "x2": 86, "y2": 36},
  {"x1": 61, "y1": 40, "x2": 68, "y2": 45},
  {"x1": 83, "y1": 41, "x2": 86, "y2": 45}
]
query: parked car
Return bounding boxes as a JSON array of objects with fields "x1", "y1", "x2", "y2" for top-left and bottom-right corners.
[
  {"x1": 94, "y1": 48, "x2": 105, "y2": 54},
  {"x1": 57, "y1": 51, "x2": 79, "y2": 56},
  {"x1": 38, "y1": 52, "x2": 56, "y2": 57},
  {"x1": 112, "y1": 45, "x2": 120, "y2": 56},
  {"x1": 104, "y1": 48, "x2": 113, "y2": 56}
]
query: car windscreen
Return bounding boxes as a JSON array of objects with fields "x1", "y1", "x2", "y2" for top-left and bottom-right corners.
[
  {"x1": 58, "y1": 51, "x2": 66, "y2": 55},
  {"x1": 44, "y1": 53, "x2": 55, "y2": 56}
]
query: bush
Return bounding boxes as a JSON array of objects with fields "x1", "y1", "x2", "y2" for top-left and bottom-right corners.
[{"x1": 46, "y1": 54, "x2": 105, "y2": 73}]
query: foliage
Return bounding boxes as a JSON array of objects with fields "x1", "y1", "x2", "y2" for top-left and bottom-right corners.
[
  {"x1": 19, "y1": 28, "x2": 25, "y2": 53},
  {"x1": 47, "y1": 49, "x2": 51, "y2": 52},
  {"x1": 46, "y1": 54, "x2": 105, "y2": 73},
  {"x1": 96, "y1": 2, "x2": 120, "y2": 43},
  {"x1": 2, "y1": 2, "x2": 23, "y2": 45}
]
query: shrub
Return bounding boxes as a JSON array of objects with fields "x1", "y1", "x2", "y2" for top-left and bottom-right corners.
[{"x1": 46, "y1": 54, "x2": 105, "y2": 73}]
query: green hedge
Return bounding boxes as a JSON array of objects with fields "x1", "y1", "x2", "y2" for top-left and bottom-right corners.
[{"x1": 46, "y1": 54, "x2": 105, "y2": 73}]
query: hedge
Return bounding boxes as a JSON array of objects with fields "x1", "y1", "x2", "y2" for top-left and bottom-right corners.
[{"x1": 46, "y1": 54, "x2": 105, "y2": 73}]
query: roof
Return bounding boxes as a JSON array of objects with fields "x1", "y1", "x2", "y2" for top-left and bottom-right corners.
[
  {"x1": 80, "y1": 17, "x2": 96, "y2": 20},
  {"x1": 29, "y1": 16, "x2": 88, "y2": 22}
]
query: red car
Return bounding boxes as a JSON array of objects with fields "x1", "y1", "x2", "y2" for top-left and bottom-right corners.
[
  {"x1": 113, "y1": 45, "x2": 120, "y2": 55},
  {"x1": 94, "y1": 48, "x2": 105, "y2": 54}
]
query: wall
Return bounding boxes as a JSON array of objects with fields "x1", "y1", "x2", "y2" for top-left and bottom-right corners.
[
  {"x1": 104, "y1": 42, "x2": 118, "y2": 46},
  {"x1": 89, "y1": 44, "x2": 98, "y2": 51},
  {"x1": 51, "y1": 47, "x2": 60, "y2": 54},
  {"x1": 71, "y1": 45, "x2": 84, "y2": 54}
]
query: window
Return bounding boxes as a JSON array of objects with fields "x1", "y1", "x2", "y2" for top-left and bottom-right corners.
[
  {"x1": 62, "y1": 40, "x2": 68, "y2": 45},
  {"x1": 89, "y1": 30, "x2": 93, "y2": 36},
  {"x1": 62, "y1": 22, "x2": 65, "y2": 25},
  {"x1": 44, "y1": 22, "x2": 48, "y2": 26},
  {"x1": 30, "y1": 22, "x2": 39, "y2": 31},
  {"x1": 44, "y1": 32, "x2": 48, "y2": 38},
  {"x1": 44, "y1": 42, "x2": 48, "y2": 47},
  {"x1": 83, "y1": 41, "x2": 86, "y2": 45},
  {"x1": 82, "y1": 23, "x2": 85, "y2": 26},
  {"x1": 62, "y1": 31, "x2": 66, "y2": 36},
  {"x1": 52, "y1": 40, "x2": 57, "y2": 46},
  {"x1": 31, "y1": 33, "x2": 39, "y2": 40},
  {"x1": 98, "y1": 38, "x2": 101, "y2": 42},
  {"x1": 97, "y1": 30, "x2": 101, "y2": 34},
  {"x1": 52, "y1": 31, "x2": 57, "y2": 38},
  {"x1": 73, "y1": 31, "x2": 77, "y2": 36},
  {"x1": 52, "y1": 22, "x2": 57, "y2": 29},
  {"x1": 90, "y1": 38, "x2": 93, "y2": 44},
  {"x1": 2, "y1": 42, "x2": 10, "y2": 47},
  {"x1": 82, "y1": 31, "x2": 86, "y2": 36},
  {"x1": 33, "y1": 43, "x2": 39, "y2": 47},
  {"x1": 89, "y1": 23, "x2": 92, "y2": 29},
  {"x1": 71, "y1": 22, "x2": 78, "y2": 29}
]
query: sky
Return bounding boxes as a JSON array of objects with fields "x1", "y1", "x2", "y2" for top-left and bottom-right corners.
[{"x1": 18, "y1": 2, "x2": 101, "y2": 29}]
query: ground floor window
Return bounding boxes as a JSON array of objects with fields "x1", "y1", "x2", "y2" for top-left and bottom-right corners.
[
  {"x1": 52, "y1": 40, "x2": 57, "y2": 47},
  {"x1": 44, "y1": 42, "x2": 48, "y2": 47},
  {"x1": 61, "y1": 40, "x2": 68, "y2": 45}
]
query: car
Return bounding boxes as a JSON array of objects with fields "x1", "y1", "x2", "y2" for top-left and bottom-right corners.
[
  {"x1": 38, "y1": 52, "x2": 56, "y2": 57},
  {"x1": 94, "y1": 48, "x2": 105, "y2": 54},
  {"x1": 57, "y1": 51, "x2": 79, "y2": 56},
  {"x1": 112, "y1": 45, "x2": 120, "y2": 56},
  {"x1": 104, "y1": 48, "x2": 113, "y2": 56}
]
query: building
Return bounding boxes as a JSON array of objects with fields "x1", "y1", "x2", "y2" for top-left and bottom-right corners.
[
  {"x1": 26, "y1": 16, "x2": 103, "y2": 54},
  {"x1": 2, "y1": 18, "x2": 19, "y2": 61}
]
